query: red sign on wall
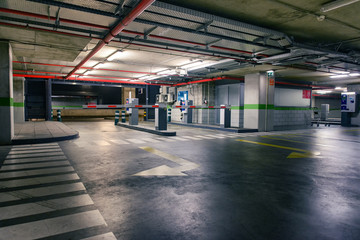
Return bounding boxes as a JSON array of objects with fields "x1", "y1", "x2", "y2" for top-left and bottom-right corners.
[
  {"x1": 269, "y1": 78, "x2": 275, "y2": 86},
  {"x1": 303, "y1": 90, "x2": 311, "y2": 99}
]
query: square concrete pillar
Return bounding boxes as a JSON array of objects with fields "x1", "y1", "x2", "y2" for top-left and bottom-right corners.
[
  {"x1": 13, "y1": 77, "x2": 25, "y2": 122},
  {"x1": 0, "y1": 41, "x2": 14, "y2": 144},
  {"x1": 244, "y1": 72, "x2": 274, "y2": 131}
]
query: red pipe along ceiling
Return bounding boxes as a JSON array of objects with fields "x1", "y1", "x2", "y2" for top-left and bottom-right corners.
[
  {"x1": 65, "y1": 0, "x2": 156, "y2": 79},
  {"x1": 1, "y1": 21, "x2": 251, "y2": 63},
  {"x1": 13, "y1": 73, "x2": 149, "y2": 85},
  {"x1": 0, "y1": 7, "x2": 267, "y2": 57}
]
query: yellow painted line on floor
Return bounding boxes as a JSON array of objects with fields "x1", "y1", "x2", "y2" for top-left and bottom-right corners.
[
  {"x1": 261, "y1": 135, "x2": 330, "y2": 147},
  {"x1": 236, "y1": 139, "x2": 320, "y2": 158},
  {"x1": 343, "y1": 128, "x2": 360, "y2": 132}
]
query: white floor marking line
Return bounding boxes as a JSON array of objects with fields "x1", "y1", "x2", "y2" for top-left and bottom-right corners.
[
  {"x1": 126, "y1": 139, "x2": 146, "y2": 144},
  {"x1": 93, "y1": 141, "x2": 111, "y2": 146},
  {"x1": 170, "y1": 136, "x2": 189, "y2": 141},
  {"x1": 133, "y1": 147, "x2": 199, "y2": 176},
  {"x1": 0, "y1": 194, "x2": 94, "y2": 220},
  {"x1": 156, "y1": 138, "x2": 176, "y2": 142},
  {"x1": 11, "y1": 143, "x2": 59, "y2": 148},
  {"x1": 4, "y1": 155, "x2": 68, "y2": 164},
  {"x1": 9, "y1": 146, "x2": 61, "y2": 151},
  {"x1": 8, "y1": 148, "x2": 62, "y2": 155},
  {"x1": 109, "y1": 139, "x2": 130, "y2": 145},
  {"x1": 0, "y1": 182, "x2": 86, "y2": 203},
  {"x1": 0, "y1": 166, "x2": 75, "y2": 179},
  {"x1": 193, "y1": 135, "x2": 214, "y2": 139},
  {"x1": 142, "y1": 138, "x2": 161, "y2": 143},
  {"x1": 0, "y1": 161, "x2": 70, "y2": 171},
  {"x1": 81, "y1": 232, "x2": 117, "y2": 240},
  {"x1": 181, "y1": 136, "x2": 202, "y2": 140},
  {"x1": 0, "y1": 173, "x2": 80, "y2": 189},
  {"x1": 5, "y1": 152, "x2": 64, "y2": 159},
  {"x1": 0, "y1": 210, "x2": 107, "y2": 240}
]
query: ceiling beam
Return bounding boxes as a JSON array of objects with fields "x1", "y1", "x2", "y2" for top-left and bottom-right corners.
[{"x1": 65, "y1": 0, "x2": 156, "y2": 79}]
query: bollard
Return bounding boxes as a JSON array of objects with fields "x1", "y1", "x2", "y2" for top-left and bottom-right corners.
[
  {"x1": 51, "y1": 109, "x2": 53, "y2": 121},
  {"x1": 57, "y1": 109, "x2": 61, "y2": 122},
  {"x1": 121, "y1": 110, "x2": 126, "y2": 123},
  {"x1": 167, "y1": 108, "x2": 171, "y2": 122},
  {"x1": 115, "y1": 110, "x2": 119, "y2": 125}
]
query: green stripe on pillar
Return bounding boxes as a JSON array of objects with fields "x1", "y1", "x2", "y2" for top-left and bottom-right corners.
[
  {"x1": 244, "y1": 104, "x2": 274, "y2": 110},
  {"x1": 230, "y1": 106, "x2": 244, "y2": 110},
  {"x1": 13, "y1": 102, "x2": 24, "y2": 107},
  {"x1": 0, "y1": 97, "x2": 14, "y2": 107},
  {"x1": 273, "y1": 107, "x2": 311, "y2": 110}
]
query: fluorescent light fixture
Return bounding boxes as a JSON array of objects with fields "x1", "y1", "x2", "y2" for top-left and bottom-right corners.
[
  {"x1": 107, "y1": 51, "x2": 123, "y2": 61},
  {"x1": 181, "y1": 60, "x2": 204, "y2": 69},
  {"x1": 349, "y1": 73, "x2": 360, "y2": 76},
  {"x1": 342, "y1": 91, "x2": 356, "y2": 94},
  {"x1": 159, "y1": 69, "x2": 177, "y2": 75},
  {"x1": 138, "y1": 75, "x2": 160, "y2": 80},
  {"x1": 187, "y1": 59, "x2": 234, "y2": 71},
  {"x1": 320, "y1": 0, "x2": 360, "y2": 12},
  {"x1": 93, "y1": 63, "x2": 106, "y2": 69},
  {"x1": 335, "y1": 86, "x2": 345, "y2": 90},
  {"x1": 83, "y1": 71, "x2": 91, "y2": 75},
  {"x1": 330, "y1": 74, "x2": 350, "y2": 78},
  {"x1": 316, "y1": 90, "x2": 332, "y2": 94}
]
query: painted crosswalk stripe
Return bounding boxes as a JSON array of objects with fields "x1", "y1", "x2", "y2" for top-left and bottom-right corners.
[
  {"x1": 0, "y1": 166, "x2": 75, "y2": 180},
  {"x1": 109, "y1": 139, "x2": 130, "y2": 145},
  {"x1": 0, "y1": 210, "x2": 107, "y2": 240},
  {"x1": 4, "y1": 155, "x2": 68, "y2": 164},
  {"x1": 170, "y1": 136, "x2": 189, "y2": 141},
  {"x1": 127, "y1": 139, "x2": 146, "y2": 144},
  {"x1": 0, "y1": 194, "x2": 94, "y2": 220},
  {"x1": 142, "y1": 138, "x2": 161, "y2": 143},
  {"x1": 5, "y1": 152, "x2": 64, "y2": 159},
  {"x1": 156, "y1": 138, "x2": 176, "y2": 142},
  {"x1": 194, "y1": 135, "x2": 215, "y2": 139},
  {"x1": 182, "y1": 136, "x2": 202, "y2": 140},
  {"x1": 9, "y1": 146, "x2": 62, "y2": 151},
  {"x1": 81, "y1": 232, "x2": 117, "y2": 240},
  {"x1": 93, "y1": 141, "x2": 111, "y2": 146},
  {"x1": 0, "y1": 144, "x2": 116, "y2": 240},
  {"x1": 11, "y1": 143, "x2": 59, "y2": 149},
  {"x1": 0, "y1": 161, "x2": 70, "y2": 171},
  {"x1": 208, "y1": 135, "x2": 225, "y2": 138},
  {"x1": 0, "y1": 173, "x2": 80, "y2": 189},
  {"x1": 0, "y1": 182, "x2": 86, "y2": 203},
  {"x1": 8, "y1": 148, "x2": 62, "y2": 155}
]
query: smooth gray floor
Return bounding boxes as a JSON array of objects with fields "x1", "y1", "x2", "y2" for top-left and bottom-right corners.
[{"x1": 1, "y1": 120, "x2": 360, "y2": 239}]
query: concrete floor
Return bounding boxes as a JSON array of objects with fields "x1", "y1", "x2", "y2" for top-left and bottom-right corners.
[{"x1": 1, "y1": 120, "x2": 360, "y2": 239}]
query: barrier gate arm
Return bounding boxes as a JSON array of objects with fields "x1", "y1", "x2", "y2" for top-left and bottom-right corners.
[{"x1": 82, "y1": 104, "x2": 230, "y2": 109}]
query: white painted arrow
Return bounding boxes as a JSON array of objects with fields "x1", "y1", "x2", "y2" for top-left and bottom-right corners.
[{"x1": 133, "y1": 147, "x2": 199, "y2": 176}]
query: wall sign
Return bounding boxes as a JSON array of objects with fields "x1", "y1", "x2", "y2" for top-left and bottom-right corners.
[{"x1": 302, "y1": 90, "x2": 311, "y2": 99}]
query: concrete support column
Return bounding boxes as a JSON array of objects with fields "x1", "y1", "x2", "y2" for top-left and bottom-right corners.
[
  {"x1": 0, "y1": 41, "x2": 14, "y2": 144},
  {"x1": 244, "y1": 72, "x2": 275, "y2": 131},
  {"x1": 13, "y1": 77, "x2": 25, "y2": 122},
  {"x1": 45, "y1": 79, "x2": 52, "y2": 120}
]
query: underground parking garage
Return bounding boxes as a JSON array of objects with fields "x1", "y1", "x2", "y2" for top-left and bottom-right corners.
[{"x1": 1, "y1": 0, "x2": 360, "y2": 239}]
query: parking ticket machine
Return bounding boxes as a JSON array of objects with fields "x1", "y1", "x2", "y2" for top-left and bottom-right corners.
[{"x1": 341, "y1": 92, "x2": 357, "y2": 126}]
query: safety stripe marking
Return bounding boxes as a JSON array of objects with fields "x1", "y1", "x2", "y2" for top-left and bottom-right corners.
[
  {"x1": 0, "y1": 143, "x2": 115, "y2": 240},
  {"x1": 80, "y1": 232, "x2": 117, "y2": 240}
]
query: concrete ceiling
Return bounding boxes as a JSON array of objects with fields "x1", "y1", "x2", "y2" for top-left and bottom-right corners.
[{"x1": 1, "y1": 0, "x2": 360, "y2": 89}]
